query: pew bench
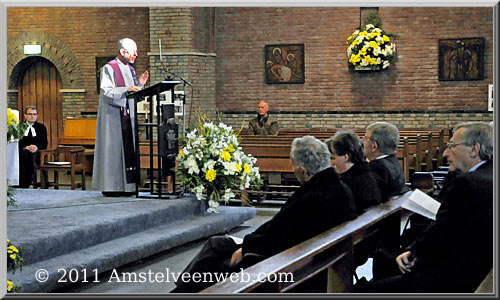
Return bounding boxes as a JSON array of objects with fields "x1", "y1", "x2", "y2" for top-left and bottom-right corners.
[{"x1": 201, "y1": 192, "x2": 409, "y2": 293}]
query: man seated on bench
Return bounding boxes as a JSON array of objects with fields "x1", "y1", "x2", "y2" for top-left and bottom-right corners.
[
  {"x1": 248, "y1": 100, "x2": 279, "y2": 135},
  {"x1": 171, "y1": 135, "x2": 356, "y2": 293},
  {"x1": 357, "y1": 121, "x2": 493, "y2": 293},
  {"x1": 363, "y1": 122, "x2": 407, "y2": 202}
]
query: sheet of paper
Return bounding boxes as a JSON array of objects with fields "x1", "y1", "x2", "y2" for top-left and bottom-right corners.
[
  {"x1": 226, "y1": 235, "x2": 243, "y2": 244},
  {"x1": 401, "y1": 189, "x2": 441, "y2": 220},
  {"x1": 46, "y1": 161, "x2": 71, "y2": 165}
]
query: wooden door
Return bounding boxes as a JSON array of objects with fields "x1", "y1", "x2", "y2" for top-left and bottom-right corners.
[{"x1": 18, "y1": 58, "x2": 63, "y2": 149}]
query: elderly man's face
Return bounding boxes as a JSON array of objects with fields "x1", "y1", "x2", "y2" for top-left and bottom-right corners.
[
  {"x1": 121, "y1": 44, "x2": 138, "y2": 64},
  {"x1": 258, "y1": 102, "x2": 269, "y2": 116},
  {"x1": 443, "y1": 128, "x2": 475, "y2": 172}
]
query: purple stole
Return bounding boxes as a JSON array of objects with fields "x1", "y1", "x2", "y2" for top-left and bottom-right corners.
[{"x1": 108, "y1": 59, "x2": 137, "y2": 184}]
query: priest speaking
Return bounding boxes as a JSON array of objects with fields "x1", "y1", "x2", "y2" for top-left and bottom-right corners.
[{"x1": 92, "y1": 38, "x2": 149, "y2": 197}]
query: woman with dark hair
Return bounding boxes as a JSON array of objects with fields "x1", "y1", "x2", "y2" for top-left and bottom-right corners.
[{"x1": 326, "y1": 131, "x2": 381, "y2": 214}]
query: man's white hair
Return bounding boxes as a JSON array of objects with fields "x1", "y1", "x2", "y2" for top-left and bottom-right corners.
[{"x1": 118, "y1": 38, "x2": 137, "y2": 53}]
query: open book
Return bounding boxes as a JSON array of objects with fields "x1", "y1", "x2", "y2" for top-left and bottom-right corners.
[{"x1": 401, "y1": 189, "x2": 441, "y2": 220}]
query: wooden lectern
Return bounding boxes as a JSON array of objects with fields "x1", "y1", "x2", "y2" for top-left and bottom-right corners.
[{"x1": 127, "y1": 81, "x2": 180, "y2": 198}]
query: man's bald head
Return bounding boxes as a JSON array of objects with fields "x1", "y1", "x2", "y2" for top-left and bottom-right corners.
[{"x1": 258, "y1": 101, "x2": 269, "y2": 117}]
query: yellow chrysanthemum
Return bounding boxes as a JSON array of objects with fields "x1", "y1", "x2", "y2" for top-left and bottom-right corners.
[
  {"x1": 351, "y1": 40, "x2": 359, "y2": 47},
  {"x1": 7, "y1": 108, "x2": 18, "y2": 125},
  {"x1": 8, "y1": 245, "x2": 18, "y2": 253},
  {"x1": 7, "y1": 280, "x2": 14, "y2": 292},
  {"x1": 359, "y1": 48, "x2": 367, "y2": 56},
  {"x1": 179, "y1": 149, "x2": 185, "y2": 159},
  {"x1": 243, "y1": 163, "x2": 251, "y2": 174},
  {"x1": 220, "y1": 151, "x2": 231, "y2": 162},
  {"x1": 226, "y1": 144, "x2": 234, "y2": 153},
  {"x1": 235, "y1": 163, "x2": 242, "y2": 173},
  {"x1": 9, "y1": 254, "x2": 16, "y2": 260},
  {"x1": 349, "y1": 54, "x2": 361, "y2": 64},
  {"x1": 206, "y1": 169, "x2": 216, "y2": 182},
  {"x1": 382, "y1": 35, "x2": 390, "y2": 42},
  {"x1": 369, "y1": 31, "x2": 380, "y2": 39},
  {"x1": 359, "y1": 31, "x2": 368, "y2": 36},
  {"x1": 369, "y1": 41, "x2": 379, "y2": 49}
]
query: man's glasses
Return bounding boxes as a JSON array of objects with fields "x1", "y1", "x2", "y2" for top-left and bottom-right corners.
[
  {"x1": 446, "y1": 141, "x2": 467, "y2": 149},
  {"x1": 26, "y1": 113, "x2": 37, "y2": 116}
]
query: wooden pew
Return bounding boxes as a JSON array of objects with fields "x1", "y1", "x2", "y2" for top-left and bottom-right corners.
[{"x1": 201, "y1": 192, "x2": 409, "y2": 293}]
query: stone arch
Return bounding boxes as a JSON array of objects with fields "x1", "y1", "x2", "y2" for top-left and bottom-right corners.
[{"x1": 8, "y1": 31, "x2": 84, "y2": 89}]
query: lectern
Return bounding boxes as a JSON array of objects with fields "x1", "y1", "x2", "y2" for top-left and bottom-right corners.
[{"x1": 127, "y1": 81, "x2": 180, "y2": 198}]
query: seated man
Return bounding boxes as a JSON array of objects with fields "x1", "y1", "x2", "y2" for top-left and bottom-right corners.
[
  {"x1": 357, "y1": 122, "x2": 493, "y2": 293},
  {"x1": 248, "y1": 100, "x2": 279, "y2": 135},
  {"x1": 363, "y1": 122, "x2": 407, "y2": 202},
  {"x1": 18, "y1": 106, "x2": 48, "y2": 188},
  {"x1": 172, "y1": 135, "x2": 356, "y2": 292}
]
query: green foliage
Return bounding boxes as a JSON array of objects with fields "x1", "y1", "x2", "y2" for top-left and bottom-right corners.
[{"x1": 7, "y1": 180, "x2": 17, "y2": 208}]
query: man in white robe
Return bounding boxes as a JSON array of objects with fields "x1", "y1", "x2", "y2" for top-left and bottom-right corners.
[{"x1": 92, "y1": 38, "x2": 148, "y2": 196}]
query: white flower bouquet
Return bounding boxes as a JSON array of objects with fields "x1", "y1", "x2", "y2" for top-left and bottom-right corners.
[
  {"x1": 346, "y1": 23, "x2": 396, "y2": 71},
  {"x1": 176, "y1": 118, "x2": 262, "y2": 213}
]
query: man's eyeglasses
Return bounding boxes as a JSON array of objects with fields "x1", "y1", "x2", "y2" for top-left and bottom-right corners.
[
  {"x1": 26, "y1": 113, "x2": 37, "y2": 116},
  {"x1": 446, "y1": 141, "x2": 467, "y2": 149}
]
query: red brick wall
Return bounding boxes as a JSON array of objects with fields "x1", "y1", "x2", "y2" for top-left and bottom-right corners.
[
  {"x1": 214, "y1": 7, "x2": 494, "y2": 112},
  {"x1": 7, "y1": 7, "x2": 150, "y2": 112}
]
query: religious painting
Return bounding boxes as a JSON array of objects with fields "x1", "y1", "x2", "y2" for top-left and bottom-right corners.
[
  {"x1": 265, "y1": 44, "x2": 305, "y2": 84},
  {"x1": 96, "y1": 56, "x2": 115, "y2": 91},
  {"x1": 438, "y1": 38, "x2": 484, "y2": 81}
]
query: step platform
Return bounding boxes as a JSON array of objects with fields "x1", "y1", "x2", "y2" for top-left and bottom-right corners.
[{"x1": 7, "y1": 189, "x2": 256, "y2": 293}]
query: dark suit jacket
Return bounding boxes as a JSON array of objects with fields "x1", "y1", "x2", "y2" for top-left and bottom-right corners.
[
  {"x1": 248, "y1": 114, "x2": 279, "y2": 135},
  {"x1": 242, "y1": 167, "x2": 357, "y2": 257},
  {"x1": 18, "y1": 122, "x2": 48, "y2": 151},
  {"x1": 340, "y1": 161, "x2": 381, "y2": 214},
  {"x1": 409, "y1": 160, "x2": 493, "y2": 292},
  {"x1": 369, "y1": 154, "x2": 407, "y2": 202}
]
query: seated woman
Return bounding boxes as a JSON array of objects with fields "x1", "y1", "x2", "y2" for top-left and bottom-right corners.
[{"x1": 326, "y1": 131, "x2": 381, "y2": 214}]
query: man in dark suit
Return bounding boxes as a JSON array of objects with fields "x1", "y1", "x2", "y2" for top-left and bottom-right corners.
[
  {"x1": 363, "y1": 122, "x2": 407, "y2": 202},
  {"x1": 19, "y1": 106, "x2": 48, "y2": 188},
  {"x1": 357, "y1": 121, "x2": 493, "y2": 293},
  {"x1": 172, "y1": 135, "x2": 357, "y2": 293}
]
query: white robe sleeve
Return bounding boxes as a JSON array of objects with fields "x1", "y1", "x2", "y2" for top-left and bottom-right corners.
[{"x1": 99, "y1": 64, "x2": 128, "y2": 108}]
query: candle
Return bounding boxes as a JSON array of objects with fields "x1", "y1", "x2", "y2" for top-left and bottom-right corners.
[{"x1": 159, "y1": 39, "x2": 162, "y2": 61}]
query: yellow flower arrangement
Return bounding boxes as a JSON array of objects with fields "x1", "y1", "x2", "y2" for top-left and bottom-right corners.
[
  {"x1": 176, "y1": 116, "x2": 262, "y2": 213},
  {"x1": 346, "y1": 23, "x2": 396, "y2": 71},
  {"x1": 7, "y1": 108, "x2": 28, "y2": 142}
]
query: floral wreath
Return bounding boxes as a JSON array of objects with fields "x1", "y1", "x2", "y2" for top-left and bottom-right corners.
[{"x1": 346, "y1": 23, "x2": 396, "y2": 71}]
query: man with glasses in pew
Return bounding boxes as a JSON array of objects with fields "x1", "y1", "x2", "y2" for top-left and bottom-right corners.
[{"x1": 356, "y1": 122, "x2": 493, "y2": 293}]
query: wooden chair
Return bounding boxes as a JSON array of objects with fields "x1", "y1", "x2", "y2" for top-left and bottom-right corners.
[{"x1": 40, "y1": 145, "x2": 86, "y2": 190}]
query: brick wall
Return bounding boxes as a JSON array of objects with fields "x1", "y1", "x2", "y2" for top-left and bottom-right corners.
[
  {"x1": 214, "y1": 7, "x2": 494, "y2": 129},
  {"x1": 7, "y1": 7, "x2": 150, "y2": 114}
]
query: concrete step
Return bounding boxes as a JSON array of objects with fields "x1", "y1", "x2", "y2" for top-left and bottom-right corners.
[
  {"x1": 8, "y1": 206, "x2": 256, "y2": 293},
  {"x1": 8, "y1": 194, "x2": 208, "y2": 265}
]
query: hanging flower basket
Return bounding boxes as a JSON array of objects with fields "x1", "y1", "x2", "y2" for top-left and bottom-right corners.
[{"x1": 346, "y1": 23, "x2": 396, "y2": 71}]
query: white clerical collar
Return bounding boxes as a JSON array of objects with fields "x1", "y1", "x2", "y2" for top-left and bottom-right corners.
[
  {"x1": 24, "y1": 122, "x2": 36, "y2": 137},
  {"x1": 469, "y1": 160, "x2": 487, "y2": 172},
  {"x1": 375, "y1": 154, "x2": 389, "y2": 160}
]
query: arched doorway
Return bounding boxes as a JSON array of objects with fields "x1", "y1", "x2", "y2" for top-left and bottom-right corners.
[{"x1": 17, "y1": 57, "x2": 63, "y2": 149}]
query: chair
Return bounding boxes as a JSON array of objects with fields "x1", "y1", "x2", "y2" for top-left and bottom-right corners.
[{"x1": 40, "y1": 145, "x2": 86, "y2": 190}]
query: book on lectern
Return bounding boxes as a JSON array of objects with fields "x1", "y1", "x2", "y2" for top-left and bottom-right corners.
[{"x1": 401, "y1": 189, "x2": 441, "y2": 220}]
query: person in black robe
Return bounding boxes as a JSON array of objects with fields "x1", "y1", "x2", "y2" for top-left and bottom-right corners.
[
  {"x1": 172, "y1": 135, "x2": 356, "y2": 293},
  {"x1": 18, "y1": 106, "x2": 48, "y2": 188}
]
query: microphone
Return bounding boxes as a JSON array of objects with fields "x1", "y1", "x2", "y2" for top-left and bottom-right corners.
[{"x1": 161, "y1": 65, "x2": 192, "y2": 86}]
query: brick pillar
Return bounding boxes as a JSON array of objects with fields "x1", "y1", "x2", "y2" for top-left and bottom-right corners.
[{"x1": 148, "y1": 7, "x2": 216, "y2": 136}]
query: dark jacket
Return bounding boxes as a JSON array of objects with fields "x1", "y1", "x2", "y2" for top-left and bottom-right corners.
[
  {"x1": 340, "y1": 161, "x2": 381, "y2": 214},
  {"x1": 242, "y1": 167, "x2": 357, "y2": 257},
  {"x1": 369, "y1": 154, "x2": 407, "y2": 202},
  {"x1": 248, "y1": 114, "x2": 279, "y2": 135},
  {"x1": 18, "y1": 122, "x2": 48, "y2": 151},
  {"x1": 409, "y1": 160, "x2": 493, "y2": 292}
]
